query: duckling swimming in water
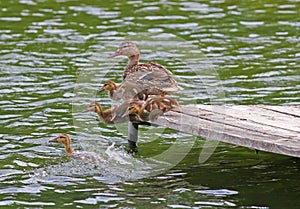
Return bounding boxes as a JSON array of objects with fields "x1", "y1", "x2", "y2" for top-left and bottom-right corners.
[
  {"x1": 49, "y1": 133, "x2": 74, "y2": 154},
  {"x1": 49, "y1": 134, "x2": 106, "y2": 163}
]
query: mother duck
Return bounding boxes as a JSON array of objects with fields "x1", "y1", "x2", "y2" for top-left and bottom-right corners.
[{"x1": 109, "y1": 41, "x2": 182, "y2": 99}]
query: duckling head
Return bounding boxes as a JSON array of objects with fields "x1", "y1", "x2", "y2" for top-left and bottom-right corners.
[
  {"x1": 83, "y1": 101, "x2": 102, "y2": 113},
  {"x1": 126, "y1": 104, "x2": 144, "y2": 122},
  {"x1": 49, "y1": 133, "x2": 74, "y2": 154},
  {"x1": 98, "y1": 80, "x2": 117, "y2": 93},
  {"x1": 128, "y1": 102, "x2": 143, "y2": 115},
  {"x1": 110, "y1": 41, "x2": 140, "y2": 58}
]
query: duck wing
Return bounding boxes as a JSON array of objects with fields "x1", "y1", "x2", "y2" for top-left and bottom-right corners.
[
  {"x1": 124, "y1": 62, "x2": 182, "y2": 95},
  {"x1": 112, "y1": 81, "x2": 146, "y2": 100}
]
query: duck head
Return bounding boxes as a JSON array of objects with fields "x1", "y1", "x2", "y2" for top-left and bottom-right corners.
[
  {"x1": 109, "y1": 41, "x2": 140, "y2": 58},
  {"x1": 49, "y1": 133, "x2": 74, "y2": 154},
  {"x1": 49, "y1": 133, "x2": 70, "y2": 144},
  {"x1": 83, "y1": 101, "x2": 102, "y2": 113},
  {"x1": 98, "y1": 80, "x2": 117, "y2": 93},
  {"x1": 126, "y1": 103, "x2": 144, "y2": 122},
  {"x1": 127, "y1": 104, "x2": 142, "y2": 115}
]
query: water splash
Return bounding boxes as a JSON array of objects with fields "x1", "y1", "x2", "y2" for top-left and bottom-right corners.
[{"x1": 27, "y1": 143, "x2": 174, "y2": 184}]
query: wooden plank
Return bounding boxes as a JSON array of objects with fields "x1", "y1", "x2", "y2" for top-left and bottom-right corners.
[
  {"x1": 193, "y1": 105, "x2": 300, "y2": 133},
  {"x1": 260, "y1": 105, "x2": 300, "y2": 117},
  {"x1": 177, "y1": 106, "x2": 299, "y2": 140},
  {"x1": 151, "y1": 105, "x2": 300, "y2": 158}
]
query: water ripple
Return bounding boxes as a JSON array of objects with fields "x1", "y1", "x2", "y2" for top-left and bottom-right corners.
[{"x1": 0, "y1": 0, "x2": 299, "y2": 208}]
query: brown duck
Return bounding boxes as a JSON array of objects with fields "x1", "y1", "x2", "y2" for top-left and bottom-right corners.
[
  {"x1": 98, "y1": 80, "x2": 148, "y2": 100},
  {"x1": 84, "y1": 100, "x2": 145, "y2": 124},
  {"x1": 127, "y1": 97, "x2": 180, "y2": 122},
  {"x1": 49, "y1": 133, "x2": 75, "y2": 154},
  {"x1": 109, "y1": 41, "x2": 182, "y2": 99}
]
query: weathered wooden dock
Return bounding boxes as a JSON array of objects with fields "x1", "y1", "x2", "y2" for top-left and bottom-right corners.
[{"x1": 129, "y1": 105, "x2": 300, "y2": 157}]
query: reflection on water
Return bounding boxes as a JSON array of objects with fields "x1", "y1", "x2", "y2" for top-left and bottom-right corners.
[{"x1": 0, "y1": 0, "x2": 300, "y2": 208}]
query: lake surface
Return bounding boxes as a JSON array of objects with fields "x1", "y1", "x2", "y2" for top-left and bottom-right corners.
[{"x1": 0, "y1": 0, "x2": 299, "y2": 208}]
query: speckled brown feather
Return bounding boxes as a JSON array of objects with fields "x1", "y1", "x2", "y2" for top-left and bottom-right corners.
[
  {"x1": 111, "y1": 42, "x2": 182, "y2": 98},
  {"x1": 128, "y1": 97, "x2": 180, "y2": 122}
]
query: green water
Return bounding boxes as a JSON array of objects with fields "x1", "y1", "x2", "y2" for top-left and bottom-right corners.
[{"x1": 0, "y1": 0, "x2": 299, "y2": 208}]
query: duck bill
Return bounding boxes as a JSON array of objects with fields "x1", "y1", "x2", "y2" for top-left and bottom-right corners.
[
  {"x1": 98, "y1": 87, "x2": 105, "y2": 93},
  {"x1": 82, "y1": 106, "x2": 93, "y2": 113},
  {"x1": 49, "y1": 137, "x2": 59, "y2": 143},
  {"x1": 108, "y1": 50, "x2": 121, "y2": 58},
  {"x1": 123, "y1": 111, "x2": 130, "y2": 117}
]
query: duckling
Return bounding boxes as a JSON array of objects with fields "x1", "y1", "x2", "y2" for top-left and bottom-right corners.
[
  {"x1": 49, "y1": 134, "x2": 106, "y2": 163},
  {"x1": 98, "y1": 80, "x2": 148, "y2": 101},
  {"x1": 127, "y1": 97, "x2": 180, "y2": 122},
  {"x1": 84, "y1": 100, "x2": 145, "y2": 124},
  {"x1": 49, "y1": 133, "x2": 75, "y2": 154},
  {"x1": 110, "y1": 41, "x2": 182, "y2": 97}
]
